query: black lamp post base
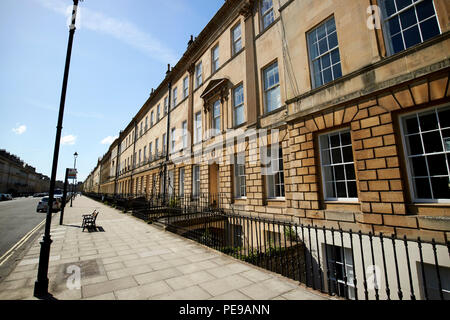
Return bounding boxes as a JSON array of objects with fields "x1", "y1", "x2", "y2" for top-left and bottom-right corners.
[
  {"x1": 33, "y1": 279, "x2": 49, "y2": 298},
  {"x1": 33, "y1": 236, "x2": 53, "y2": 298}
]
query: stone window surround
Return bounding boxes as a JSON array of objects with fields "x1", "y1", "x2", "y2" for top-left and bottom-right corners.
[
  {"x1": 260, "y1": 0, "x2": 275, "y2": 32},
  {"x1": 399, "y1": 104, "x2": 450, "y2": 204},
  {"x1": 211, "y1": 44, "x2": 220, "y2": 74},
  {"x1": 233, "y1": 82, "x2": 245, "y2": 127},
  {"x1": 306, "y1": 16, "x2": 342, "y2": 89},
  {"x1": 262, "y1": 60, "x2": 282, "y2": 114},
  {"x1": 379, "y1": 0, "x2": 442, "y2": 56},
  {"x1": 196, "y1": 62, "x2": 203, "y2": 89},
  {"x1": 231, "y1": 22, "x2": 242, "y2": 56},
  {"x1": 234, "y1": 153, "x2": 247, "y2": 199},
  {"x1": 264, "y1": 145, "x2": 285, "y2": 200},
  {"x1": 318, "y1": 128, "x2": 358, "y2": 202}
]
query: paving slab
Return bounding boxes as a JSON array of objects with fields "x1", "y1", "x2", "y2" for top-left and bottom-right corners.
[
  {"x1": 152, "y1": 285, "x2": 212, "y2": 300},
  {"x1": 114, "y1": 280, "x2": 172, "y2": 300},
  {"x1": 238, "y1": 277, "x2": 299, "y2": 300},
  {"x1": 199, "y1": 274, "x2": 255, "y2": 297}
]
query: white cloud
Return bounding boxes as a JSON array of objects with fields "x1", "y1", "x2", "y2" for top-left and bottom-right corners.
[
  {"x1": 35, "y1": 0, "x2": 178, "y2": 65},
  {"x1": 101, "y1": 136, "x2": 118, "y2": 145},
  {"x1": 12, "y1": 125, "x2": 27, "y2": 135},
  {"x1": 61, "y1": 134, "x2": 77, "y2": 145}
]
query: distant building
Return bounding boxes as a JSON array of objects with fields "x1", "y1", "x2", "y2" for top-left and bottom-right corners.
[{"x1": 0, "y1": 149, "x2": 51, "y2": 195}]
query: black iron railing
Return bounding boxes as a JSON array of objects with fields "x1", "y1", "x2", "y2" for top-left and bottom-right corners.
[{"x1": 84, "y1": 192, "x2": 450, "y2": 300}]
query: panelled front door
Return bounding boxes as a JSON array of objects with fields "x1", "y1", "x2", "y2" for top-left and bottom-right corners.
[{"x1": 208, "y1": 163, "x2": 219, "y2": 207}]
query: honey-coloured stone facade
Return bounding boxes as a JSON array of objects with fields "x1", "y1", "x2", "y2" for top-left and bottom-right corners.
[{"x1": 83, "y1": 0, "x2": 450, "y2": 244}]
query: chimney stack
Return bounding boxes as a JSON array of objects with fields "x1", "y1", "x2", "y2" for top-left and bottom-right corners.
[{"x1": 188, "y1": 35, "x2": 194, "y2": 48}]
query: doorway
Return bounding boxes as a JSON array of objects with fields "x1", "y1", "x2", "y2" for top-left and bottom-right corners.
[{"x1": 208, "y1": 163, "x2": 220, "y2": 207}]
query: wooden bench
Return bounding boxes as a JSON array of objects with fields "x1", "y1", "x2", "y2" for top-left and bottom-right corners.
[{"x1": 82, "y1": 210, "x2": 99, "y2": 232}]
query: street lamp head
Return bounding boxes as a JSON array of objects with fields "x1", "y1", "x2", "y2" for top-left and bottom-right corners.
[{"x1": 74, "y1": 152, "x2": 78, "y2": 158}]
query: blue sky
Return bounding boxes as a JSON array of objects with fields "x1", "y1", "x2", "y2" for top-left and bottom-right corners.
[{"x1": 0, "y1": 0, "x2": 223, "y2": 182}]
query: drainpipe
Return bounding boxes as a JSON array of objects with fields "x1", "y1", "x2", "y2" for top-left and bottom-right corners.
[
  {"x1": 164, "y1": 64, "x2": 172, "y2": 204},
  {"x1": 114, "y1": 131, "x2": 123, "y2": 197},
  {"x1": 130, "y1": 120, "x2": 137, "y2": 196},
  {"x1": 98, "y1": 161, "x2": 102, "y2": 194}
]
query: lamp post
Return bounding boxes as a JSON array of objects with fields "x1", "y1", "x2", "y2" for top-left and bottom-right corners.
[
  {"x1": 70, "y1": 151, "x2": 78, "y2": 207},
  {"x1": 34, "y1": 0, "x2": 82, "y2": 298},
  {"x1": 163, "y1": 64, "x2": 172, "y2": 205}
]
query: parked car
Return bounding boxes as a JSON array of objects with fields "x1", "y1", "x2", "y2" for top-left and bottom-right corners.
[
  {"x1": 36, "y1": 197, "x2": 61, "y2": 213},
  {"x1": 0, "y1": 194, "x2": 12, "y2": 201}
]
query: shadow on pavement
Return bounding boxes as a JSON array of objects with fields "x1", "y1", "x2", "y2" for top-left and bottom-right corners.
[
  {"x1": 35, "y1": 293, "x2": 58, "y2": 301},
  {"x1": 62, "y1": 224, "x2": 82, "y2": 229}
]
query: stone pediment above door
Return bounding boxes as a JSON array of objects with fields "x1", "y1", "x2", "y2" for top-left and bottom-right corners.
[{"x1": 200, "y1": 78, "x2": 230, "y2": 113}]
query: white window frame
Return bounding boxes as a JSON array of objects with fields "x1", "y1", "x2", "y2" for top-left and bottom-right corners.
[
  {"x1": 261, "y1": 0, "x2": 275, "y2": 30},
  {"x1": 162, "y1": 133, "x2": 167, "y2": 155},
  {"x1": 319, "y1": 128, "x2": 358, "y2": 202},
  {"x1": 172, "y1": 87, "x2": 178, "y2": 107},
  {"x1": 380, "y1": 0, "x2": 441, "y2": 56},
  {"x1": 193, "y1": 165, "x2": 200, "y2": 197},
  {"x1": 179, "y1": 168, "x2": 185, "y2": 196},
  {"x1": 149, "y1": 142, "x2": 153, "y2": 161},
  {"x1": 307, "y1": 16, "x2": 342, "y2": 89},
  {"x1": 194, "y1": 112, "x2": 202, "y2": 144},
  {"x1": 233, "y1": 84, "x2": 245, "y2": 127},
  {"x1": 212, "y1": 45, "x2": 220, "y2": 73},
  {"x1": 170, "y1": 127, "x2": 176, "y2": 153},
  {"x1": 160, "y1": 172, "x2": 164, "y2": 194},
  {"x1": 157, "y1": 104, "x2": 161, "y2": 121},
  {"x1": 325, "y1": 244, "x2": 356, "y2": 300},
  {"x1": 151, "y1": 110, "x2": 154, "y2": 127},
  {"x1": 183, "y1": 76, "x2": 189, "y2": 99},
  {"x1": 195, "y1": 62, "x2": 203, "y2": 88},
  {"x1": 263, "y1": 61, "x2": 281, "y2": 113},
  {"x1": 168, "y1": 170, "x2": 174, "y2": 197},
  {"x1": 264, "y1": 147, "x2": 285, "y2": 199},
  {"x1": 232, "y1": 23, "x2": 242, "y2": 55},
  {"x1": 234, "y1": 154, "x2": 246, "y2": 199},
  {"x1": 400, "y1": 104, "x2": 450, "y2": 204},
  {"x1": 421, "y1": 263, "x2": 450, "y2": 300},
  {"x1": 164, "y1": 96, "x2": 169, "y2": 115},
  {"x1": 212, "y1": 100, "x2": 221, "y2": 135},
  {"x1": 182, "y1": 120, "x2": 188, "y2": 149}
]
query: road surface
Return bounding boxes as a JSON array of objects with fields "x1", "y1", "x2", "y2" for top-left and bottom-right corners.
[{"x1": 0, "y1": 197, "x2": 46, "y2": 258}]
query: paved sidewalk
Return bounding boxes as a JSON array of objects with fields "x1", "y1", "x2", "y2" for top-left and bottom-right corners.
[{"x1": 0, "y1": 196, "x2": 329, "y2": 300}]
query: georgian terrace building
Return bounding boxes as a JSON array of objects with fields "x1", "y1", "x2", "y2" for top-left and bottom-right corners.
[
  {"x1": 0, "y1": 149, "x2": 52, "y2": 195},
  {"x1": 84, "y1": 0, "x2": 450, "y2": 299}
]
